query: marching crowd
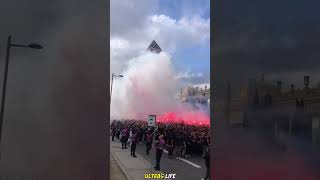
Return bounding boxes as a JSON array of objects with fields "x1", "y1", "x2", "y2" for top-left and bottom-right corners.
[{"x1": 110, "y1": 119, "x2": 211, "y2": 180}]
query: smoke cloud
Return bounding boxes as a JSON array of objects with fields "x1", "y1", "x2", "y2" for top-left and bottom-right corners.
[
  {"x1": 112, "y1": 52, "x2": 176, "y2": 119},
  {"x1": 111, "y1": 52, "x2": 210, "y2": 124}
]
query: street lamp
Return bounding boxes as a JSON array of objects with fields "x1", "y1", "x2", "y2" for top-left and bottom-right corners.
[
  {"x1": 0, "y1": 35, "x2": 43, "y2": 150},
  {"x1": 110, "y1": 73, "x2": 123, "y2": 103}
]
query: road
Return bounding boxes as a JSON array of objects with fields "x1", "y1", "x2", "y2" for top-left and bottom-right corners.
[{"x1": 134, "y1": 141, "x2": 207, "y2": 180}]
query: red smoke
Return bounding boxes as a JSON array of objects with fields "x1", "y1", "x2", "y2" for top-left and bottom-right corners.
[{"x1": 157, "y1": 111, "x2": 210, "y2": 126}]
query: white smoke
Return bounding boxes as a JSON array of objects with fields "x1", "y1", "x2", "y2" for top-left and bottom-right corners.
[{"x1": 111, "y1": 51, "x2": 186, "y2": 120}]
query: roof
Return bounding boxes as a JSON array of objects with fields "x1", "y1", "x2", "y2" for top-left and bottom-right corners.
[
  {"x1": 193, "y1": 83, "x2": 210, "y2": 90},
  {"x1": 147, "y1": 40, "x2": 162, "y2": 53}
]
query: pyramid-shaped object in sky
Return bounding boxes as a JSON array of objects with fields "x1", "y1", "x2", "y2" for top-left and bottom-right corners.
[{"x1": 147, "y1": 40, "x2": 162, "y2": 53}]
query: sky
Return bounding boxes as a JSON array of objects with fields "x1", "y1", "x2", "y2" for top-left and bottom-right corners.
[{"x1": 110, "y1": 0, "x2": 210, "y2": 88}]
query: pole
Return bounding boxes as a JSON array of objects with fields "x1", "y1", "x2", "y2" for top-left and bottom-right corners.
[
  {"x1": 0, "y1": 35, "x2": 12, "y2": 151},
  {"x1": 274, "y1": 119, "x2": 278, "y2": 137},
  {"x1": 110, "y1": 73, "x2": 114, "y2": 104},
  {"x1": 226, "y1": 81, "x2": 231, "y2": 125}
]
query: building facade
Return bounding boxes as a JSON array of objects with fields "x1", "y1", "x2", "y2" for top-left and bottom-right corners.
[
  {"x1": 147, "y1": 40, "x2": 162, "y2": 54},
  {"x1": 180, "y1": 84, "x2": 210, "y2": 107},
  {"x1": 225, "y1": 75, "x2": 320, "y2": 144}
]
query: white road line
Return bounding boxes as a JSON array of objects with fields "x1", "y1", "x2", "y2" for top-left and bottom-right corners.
[
  {"x1": 163, "y1": 149, "x2": 202, "y2": 168},
  {"x1": 137, "y1": 144, "x2": 202, "y2": 169},
  {"x1": 177, "y1": 157, "x2": 202, "y2": 168}
]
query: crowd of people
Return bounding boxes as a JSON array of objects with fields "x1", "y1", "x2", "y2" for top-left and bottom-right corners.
[
  {"x1": 111, "y1": 119, "x2": 211, "y2": 179},
  {"x1": 111, "y1": 119, "x2": 210, "y2": 158}
]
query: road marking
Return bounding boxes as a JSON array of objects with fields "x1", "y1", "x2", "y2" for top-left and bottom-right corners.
[
  {"x1": 130, "y1": 142, "x2": 202, "y2": 169},
  {"x1": 177, "y1": 157, "x2": 202, "y2": 168},
  {"x1": 163, "y1": 149, "x2": 202, "y2": 168}
]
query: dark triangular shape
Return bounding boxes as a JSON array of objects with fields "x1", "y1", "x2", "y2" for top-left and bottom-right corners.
[{"x1": 147, "y1": 40, "x2": 162, "y2": 53}]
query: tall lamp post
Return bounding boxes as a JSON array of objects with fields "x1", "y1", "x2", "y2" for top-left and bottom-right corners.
[
  {"x1": 0, "y1": 35, "x2": 43, "y2": 151},
  {"x1": 110, "y1": 73, "x2": 123, "y2": 103}
]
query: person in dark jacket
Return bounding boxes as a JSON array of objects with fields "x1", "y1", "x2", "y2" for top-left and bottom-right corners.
[
  {"x1": 185, "y1": 134, "x2": 192, "y2": 158},
  {"x1": 166, "y1": 130, "x2": 174, "y2": 159},
  {"x1": 145, "y1": 130, "x2": 153, "y2": 155},
  {"x1": 154, "y1": 134, "x2": 165, "y2": 171},
  {"x1": 111, "y1": 125, "x2": 116, "y2": 141},
  {"x1": 139, "y1": 127, "x2": 144, "y2": 143},
  {"x1": 116, "y1": 127, "x2": 120, "y2": 140},
  {"x1": 121, "y1": 128, "x2": 128, "y2": 149},
  {"x1": 202, "y1": 148, "x2": 210, "y2": 180},
  {"x1": 131, "y1": 129, "x2": 138, "y2": 157},
  {"x1": 175, "y1": 133, "x2": 183, "y2": 159}
]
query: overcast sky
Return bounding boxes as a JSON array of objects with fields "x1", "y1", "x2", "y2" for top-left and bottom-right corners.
[{"x1": 111, "y1": 0, "x2": 210, "y2": 87}]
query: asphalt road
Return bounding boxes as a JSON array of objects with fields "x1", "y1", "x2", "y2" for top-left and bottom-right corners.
[{"x1": 134, "y1": 142, "x2": 207, "y2": 180}]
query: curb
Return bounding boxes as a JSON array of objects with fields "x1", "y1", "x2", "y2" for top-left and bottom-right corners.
[
  {"x1": 111, "y1": 151, "x2": 132, "y2": 180},
  {"x1": 112, "y1": 143, "x2": 165, "y2": 180},
  {"x1": 128, "y1": 143, "x2": 165, "y2": 175}
]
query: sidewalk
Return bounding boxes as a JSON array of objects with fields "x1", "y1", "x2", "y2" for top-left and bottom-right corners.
[
  {"x1": 110, "y1": 139, "x2": 161, "y2": 180},
  {"x1": 110, "y1": 152, "x2": 128, "y2": 180}
]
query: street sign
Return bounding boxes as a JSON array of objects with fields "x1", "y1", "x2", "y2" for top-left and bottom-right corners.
[{"x1": 148, "y1": 115, "x2": 156, "y2": 127}]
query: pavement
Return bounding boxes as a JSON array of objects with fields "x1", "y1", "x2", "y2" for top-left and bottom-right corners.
[
  {"x1": 111, "y1": 138, "x2": 163, "y2": 180},
  {"x1": 110, "y1": 152, "x2": 128, "y2": 180},
  {"x1": 110, "y1": 137, "x2": 207, "y2": 180},
  {"x1": 135, "y1": 142, "x2": 207, "y2": 180}
]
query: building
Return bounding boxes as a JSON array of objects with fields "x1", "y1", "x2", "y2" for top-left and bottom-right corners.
[
  {"x1": 180, "y1": 84, "x2": 210, "y2": 106},
  {"x1": 225, "y1": 75, "x2": 320, "y2": 144},
  {"x1": 147, "y1": 40, "x2": 162, "y2": 54}
]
